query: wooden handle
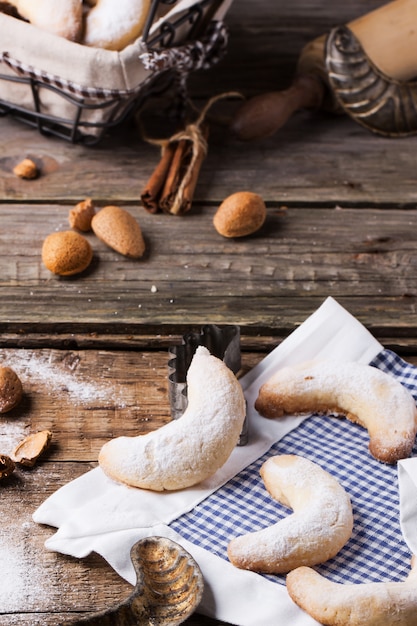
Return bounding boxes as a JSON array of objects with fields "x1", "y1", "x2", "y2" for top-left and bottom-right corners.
[
  {"x1": 231, "y1": 0, "x2": 417, "y2": 141},
  {"x1": 231, "y1": 74, "x2": 325, "y2": 141}
]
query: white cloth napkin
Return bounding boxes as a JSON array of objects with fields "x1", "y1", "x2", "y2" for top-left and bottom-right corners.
[
  {"x1": 398, "y1": 458, "x2": 417, "y2": 556},
  {"x1": 34, "y1": 296, "x2": 392, "y2": 625}
]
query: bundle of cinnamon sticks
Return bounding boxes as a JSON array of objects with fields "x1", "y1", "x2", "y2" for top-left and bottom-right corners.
[{"x1": 141, "y1": 122, "x2": 209, "y2": 216}]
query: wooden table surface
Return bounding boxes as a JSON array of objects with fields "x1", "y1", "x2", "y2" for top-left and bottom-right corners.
[{"x1": 1, "y1": 0, "x2": 417, "y2": 624}]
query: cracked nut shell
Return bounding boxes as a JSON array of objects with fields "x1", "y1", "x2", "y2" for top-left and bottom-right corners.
[
  {"x1": 0, "y1": 366, "x2": 23, "y2": 413},
  {"x1": 13, "y1": 158, "x2": 39, "y2": 179},
  {"x1": 0, "y1": 454, "x2": 15, "y2": 480},
  {"x1": 69, "y1": 198, "x2": 96, "y2": 232},
  {"x1": 11, "y1": 430, "x2": 52, "y2": 467}
]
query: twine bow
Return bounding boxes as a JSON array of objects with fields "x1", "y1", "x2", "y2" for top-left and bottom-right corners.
[{"x1": 141, "y1": 91, "x2": 243, "y2": 215}]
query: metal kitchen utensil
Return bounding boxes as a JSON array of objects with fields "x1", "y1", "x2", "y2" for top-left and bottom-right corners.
[
  {"x1": 232, "y1": 0, "x2": 417, "y2": 140},
  {"x1": 168, "y1": 324, "x2": 248, "y2": 445},
  {"x1": 325, "y1": 25, "x2": 417, "y2": 137},
  {"x1": 65, "y1": 536, "x2": 204, "y2": 625}
]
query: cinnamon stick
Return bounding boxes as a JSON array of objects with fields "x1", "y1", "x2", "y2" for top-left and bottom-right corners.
[
  {"x1": 159, "y1": 139, "x2": 192, "y2": 213},
  {"x1": 160, "y1": 124, "x2": 209, "y2": 215},
  {"x1": 140, "y1": 142, "x2": 177, "y2": 213},
  {"x1": 140, "y1": 121, "x2": 209, "y2": 215},
  {"x1": 140, "y1": 93, "x2": 242, "y2": 215}
]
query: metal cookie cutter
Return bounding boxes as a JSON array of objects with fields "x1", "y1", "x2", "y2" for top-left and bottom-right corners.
[{"x1": 168, "y1": 324, "x2": 248, "y2": 445}]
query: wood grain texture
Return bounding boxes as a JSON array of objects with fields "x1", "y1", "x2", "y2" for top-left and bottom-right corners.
[
  {"x1": 0, "y1": 1, "x2": 416, "y2": 209},
  {"x1": 1, "y1": 0, "x2": 417, "y2": 623},
  {"x1": 0, "y1": 202, "x2": 417, "y2": 338},
  {"x1": 2, "y1": 107, "x2": 417, "y2": 206},
  {"x1": 0, "y1": 350, "x2": 260, "y2": 625}
]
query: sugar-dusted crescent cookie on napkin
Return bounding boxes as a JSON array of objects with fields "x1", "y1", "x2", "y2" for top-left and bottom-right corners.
[
  {"x1": 228, "y1": 455, "x2": 353, "y2": 573},
  {"x1": 99, "y1": 346, "x2": 246, "y2": 491},
  {"x1": 255, "y1": 359, "x2": 417, "y2": 464},
  {"x1": 286, "y1": 556, "x2": 417, "y2": 626},
  {"x1": 38, "y1": 297, "x2": 412, "y2": 626}
]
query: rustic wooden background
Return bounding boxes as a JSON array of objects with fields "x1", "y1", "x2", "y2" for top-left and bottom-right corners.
[{"x1": 1, "y1": 0, "x2": 417, "y2": 623}]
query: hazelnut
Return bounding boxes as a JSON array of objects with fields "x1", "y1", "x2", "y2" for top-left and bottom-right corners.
[
  {"x1": 42, "y1": 230, "x2": 93, "y2": 276},
  {"x1": 0, "y1": 366, "x2": 23, "y2": 413},
  {"x1": 213, "y1": 191, "x2": 266, "y2": 238}
]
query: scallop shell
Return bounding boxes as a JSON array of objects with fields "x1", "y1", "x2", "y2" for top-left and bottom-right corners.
[
  {"x1": 66, "y1": 537, "x2": 204, "y2": 625},
  {"x1": 325, "y1": 25, "x2": 417, "y2": 136}
]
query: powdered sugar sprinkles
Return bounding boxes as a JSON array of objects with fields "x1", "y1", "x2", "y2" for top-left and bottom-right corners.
[{"x1": 0, "y1": 351, "x2": 124, "y2": 406}]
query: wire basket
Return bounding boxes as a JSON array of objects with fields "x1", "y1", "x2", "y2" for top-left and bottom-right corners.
[{"x1": 0, "y1": 0, "x2": 230, "y2": 145}]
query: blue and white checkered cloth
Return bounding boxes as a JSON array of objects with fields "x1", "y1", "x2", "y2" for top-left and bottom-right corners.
[
  {"x1": 171, "y1": 348, "x2": 417, "y2": 586},
  {"x1": 34, "y1": 299, "x2": 417, "y2": 625}
]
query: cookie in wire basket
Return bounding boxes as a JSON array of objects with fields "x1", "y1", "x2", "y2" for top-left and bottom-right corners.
[{"x1": 0, "y1": 0, "x2": 232, "y2": 144}]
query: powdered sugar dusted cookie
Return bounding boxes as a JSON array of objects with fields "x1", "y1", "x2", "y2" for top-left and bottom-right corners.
[
  {"x1": 9, "y1": 0, "x2": 83, "y2": 41},
  {"x1": 99, "y1": 346, "x2": 246, "y2": 491},
  {"x1": 286, "y1": 557, "x2": 417, "y2": 626},
  {"x1": 255, "y1": 359, "x2": 417, "y2": 464},
  {"x1": 227, "y1": 455, "x2": 353, "y2": 574},
  {"x1": 83, "y1": 0, "x2": 151, "y2": 50}
]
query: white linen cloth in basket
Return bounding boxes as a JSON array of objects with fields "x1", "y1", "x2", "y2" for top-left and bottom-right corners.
[
  {"x1": 0, "y1": 0, "x2": 233, "y2": 138},
  {"x1": 33, "y1": 297, "x2": 417, "y2": 626}
]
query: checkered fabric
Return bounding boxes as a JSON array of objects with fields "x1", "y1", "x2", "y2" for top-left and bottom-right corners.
[
  {"x1": 171, "y1": 349, "x2": 417, "y2": 585},
  {"x1": 1, "y1": 21, "x2": 228, "y2": 100}
]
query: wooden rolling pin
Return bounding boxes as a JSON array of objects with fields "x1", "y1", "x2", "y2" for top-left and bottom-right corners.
[{"x1": 232, "y1": 0, "x2": 417, "y2": 140}]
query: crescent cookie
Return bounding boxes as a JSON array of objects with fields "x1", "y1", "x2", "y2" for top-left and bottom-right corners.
[
  {"x1": 83, "y1": 0, "x2": 151, "y2": 50},
  {"x1": 255, "y1": 359, "x2": 417, "y2": 464},
  {"x1": 227, "y1": 455, "x2": 353, "y2": 574},
  {"x1": 286, "y1": 557, "x2": 417, "y2": 626},
  {"x1": 99, "y1": 346, "x2": 246, "y2": 491},
  {"x1": 8, "y1": 0, "x2": 83, "y2": 41}
]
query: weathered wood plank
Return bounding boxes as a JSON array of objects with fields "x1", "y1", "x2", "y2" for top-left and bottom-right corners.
[
  {"x1": 0, "y1": 461, "x2": 228, "y2": 625},
  {"x1": 0, "y1": 349, "x2": 260, "y2": 459},
  {"x1": 2, "y1": 347, "x2": 417, "y2": 624},
  {"x1": 0, "y1": 203, "x2": 417, "y2": 338},
  {"x1": 1, "y1": 1, "x2": 416, "y2": 207},
  {"x1": 1, "y1": 348, "x2": 262, "y2": 624},
  {"x1": 3, "y1": 332, "x2": 417, "y2": 356},
  {"x1": 0, "y1": 350, "x2": 172, "y2": 459},
  {"x1": 2, "y1": 109, "x2": 417, "y2": 206}
]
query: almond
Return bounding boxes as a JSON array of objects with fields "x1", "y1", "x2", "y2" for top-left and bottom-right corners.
[
  {"x1": 91, "y1": 206, "x2": 145, "y2": 258},
  {"x1": 0, "y1": 366, "x2": 23, "y2": 413},
  {"x1": 213, "y1": 191, "x2": 266, "y2": 238},
  {"x1": 42, "y1": 230, "x2": 93, "y2": 276}
]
